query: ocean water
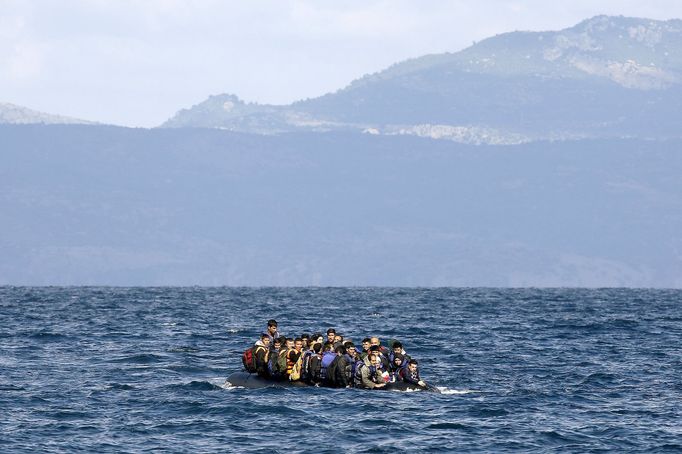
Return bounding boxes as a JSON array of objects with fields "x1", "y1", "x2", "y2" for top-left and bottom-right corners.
[{"x1": 1, "y1": 287, "x2": 681, "y2": 453}]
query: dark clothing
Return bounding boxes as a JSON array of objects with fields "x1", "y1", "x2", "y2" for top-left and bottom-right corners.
[
  {"x1": 389, "y1": 353, "x2": 407, "y2": 380},
  {"x1": 320, "y1": 351, "x2": 337, "y2": 383},
  {"x1": 326, "y1": 356, "x2": 341, "y2": 387},
  {"x1": 287, "y1": 349, "x2": 302, "y2": 364},
  {"x1": 254, "y1": 344, "x2": 269, "y2": 377},
  {"x1": 402, "y1": 368, "x2": 423, "y2": 386},
  {"x1": 268, "y1": 348, "x2": 283, "y2": 380},
  {"x1": 334, "y1": 354, "x2": 352, "y2": 387},
  {"x1": 390, "y1": 350, "x2": 411, "y2": 365},
  {"x1": 307, "y1": 354, "x2": 322, "y2": 385}
]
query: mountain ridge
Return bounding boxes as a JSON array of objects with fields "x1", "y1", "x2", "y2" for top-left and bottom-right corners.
[
  {"x1": 162, "y1": 15, "x2": 682, "y2": 144},
  {"x1": 0, "y1": 102, "x2": 96, "y2": 126}
]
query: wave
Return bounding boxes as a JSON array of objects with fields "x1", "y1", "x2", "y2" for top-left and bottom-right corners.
[
  {"x1": 166, "y1": 380, "x2": 224, "y2": 391},
  {"x1": 110, "y1": 353, "x2": 168, "y2": 364},
  {"x1": 0, "y1": 384, "x2": 26, "y2": 391},
  {"x1": 167, "y1": 346, "x2": 201, "y2": 353},
  {"x1": 437, "y1": 387, "x2": 476, "y2": 395}
]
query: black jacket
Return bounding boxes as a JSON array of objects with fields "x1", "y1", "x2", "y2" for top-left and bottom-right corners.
[
  {"x1": 334, "y1": 354, "x2": 351, "y2": 387},
  {"x1": 307, "y1": 354, "x2": 322, "y2": 384},
  {"x1": 254, "y1": 345, "x2": 269, "y2": 377}
]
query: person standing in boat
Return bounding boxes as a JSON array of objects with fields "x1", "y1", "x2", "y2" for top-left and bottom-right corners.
[
  {"x1": 265, "y1": 319, "x2": 280, "y2": 348},
  {"x1": 326, "y1": 328, "x2": 336, "y2": 345}
]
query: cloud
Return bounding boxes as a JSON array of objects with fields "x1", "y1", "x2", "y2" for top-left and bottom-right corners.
[{"x1": 2, "y1": 1, "x2": 682, "y2": 127}]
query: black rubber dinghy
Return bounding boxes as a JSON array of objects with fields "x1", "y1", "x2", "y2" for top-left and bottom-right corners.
[{"x1": 226, "y1": 372, "x2": 441, "y2": 393}]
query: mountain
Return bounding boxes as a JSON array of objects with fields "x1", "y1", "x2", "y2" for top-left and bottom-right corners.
[
  {"x1": 162, "y1": 16, "x2": 682, "y2": 143},
  {"x1": 2, "y1": 124, "x2": 681, "y2": 287},
  {"x1": 0, "y1": 102, "x2": 95, "y2": 125}
]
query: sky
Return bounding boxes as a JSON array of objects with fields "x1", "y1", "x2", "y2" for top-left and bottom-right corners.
[{"x1": 2, "y1": 0, "x2": 682, "y2": 127}]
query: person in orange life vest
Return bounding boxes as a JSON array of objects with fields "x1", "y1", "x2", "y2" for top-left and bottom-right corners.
[{"x1": 286, "y1": 338, "x2": 304, "y2": 379}]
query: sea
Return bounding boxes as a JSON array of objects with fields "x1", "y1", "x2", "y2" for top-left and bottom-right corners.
[{"x1": 1, "y1": 287, "x2": 681, "y2": 453}]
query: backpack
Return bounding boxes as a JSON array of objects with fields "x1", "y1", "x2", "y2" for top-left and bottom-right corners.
[
  {"x1": 277, "y1": 349, "x2": 289, "y2": 374},
  {"x1": 300, "y1": 351, "x2": 314, "y2": 380},
  {"x1": 241, "y1": 347, "x2": 257, "y2": 373},
  {"x1": 326, "y1": 356, "x2": 341, "y2": 387},
  {"x1": 353, "y1": 360, "x2": 365, "y2": 386},
  {"x1": 268, "y1": 351, "x2": 280, "y2": 376},
  {"x1": 320, "y1": 352, "x2": 336, "y2": 381}
]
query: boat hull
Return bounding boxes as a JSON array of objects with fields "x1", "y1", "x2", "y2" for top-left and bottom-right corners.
[{"x1": 226, "y1": 372, "x2": 440, "y2": 393}]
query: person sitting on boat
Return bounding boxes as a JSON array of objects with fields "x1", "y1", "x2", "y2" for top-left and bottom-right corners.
[
  {"x1": 268, "y1": 336, "x2": 288, "y2": 380},
  {"x1": 360, "y1": 338, "x2": 372, "y2": 360},
  {"x1": 275, "y1": 338, "x2": 292, "y2": 379},
  {"x1": 331, "y1": 345, "x2": 353, "y2": 388},
  {"x1": 401, "y1": 359, "x2": 427, "y2": 388},
  {"x1": 366, "y1": 345, "x2": 390, "y2": 373},
  {"x1": 254, "y1": 333, "x2": 271, "y2": 378},
  {"x1": 286, "y1": 338, "x2": 304, "y2": 380},
  {"x1": 357, "y1": 354, "x2": 386, "y2": 389},
  {"x1": 344, "y1": 342, "x2": 362, "y2": 386},
  {"x1": 389, "y1": 341, "x2": 411, "y2": 365},
  {"x1": 388, "y1": 353, "x2": 406, "y2": 382},
  {"x1": 370, "y1": 337, "x2": 391, "y2": 358},
  {"x1": 303, "y1": 342, "x2": 323, "y2": 386},
  {"x1": 320, "y1": 342, "x2": 337, "y2": 385},
  {"x1": 311, "y1": 333, "x2": 324, "y2": 346},
  {"x1": 333, "y1": 333, "x2": 344, "y2": 349},
  {"x1": 344, "y1": 342, "x2": 360, "y2": 362},
  {"x1": 300, "y1": 333, "x2": 310, "y2": 350}
]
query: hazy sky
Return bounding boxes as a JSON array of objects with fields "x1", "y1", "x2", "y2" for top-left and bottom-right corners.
[{"x1": 2, "y1": 0, "x2": 682, "y2": 127}]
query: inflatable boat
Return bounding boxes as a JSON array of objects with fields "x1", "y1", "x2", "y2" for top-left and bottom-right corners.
[{"x1": 226, "y1": 372, "x2": 441, "y2": 393}]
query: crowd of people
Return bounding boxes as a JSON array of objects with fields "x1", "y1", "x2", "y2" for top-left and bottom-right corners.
[{"x1": 241, "y1": 319, "x2": 427, "y2": 389}]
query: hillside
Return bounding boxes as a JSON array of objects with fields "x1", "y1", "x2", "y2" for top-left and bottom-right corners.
[
  {"x1": 163, "y1": 16, "x2": 682, "y2": 143},
  {"x1": 0, "y1": 102, "x2": 95, "y2": 125},
  {"x1": 2, "y1": 124, "x2": 681, "y2": 286}
]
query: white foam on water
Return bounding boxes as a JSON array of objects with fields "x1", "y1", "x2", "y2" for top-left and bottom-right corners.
[
  {"x1": 209, "y1": 377, "x2": 242, "y2": 390},
  {"x1": 437, "y1": 387, "x2": 476, "y2": 395}
]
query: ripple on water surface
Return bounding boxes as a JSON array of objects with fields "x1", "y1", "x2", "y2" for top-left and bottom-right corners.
[{"x1": 1, "y1": 287, "x2": 681, "y2": 452}]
